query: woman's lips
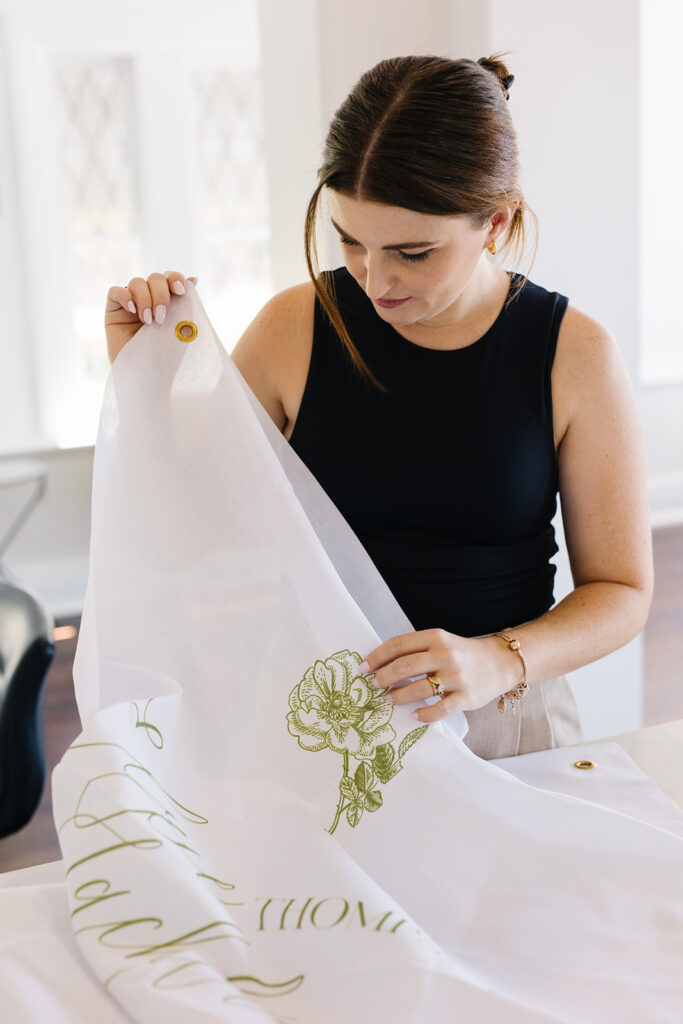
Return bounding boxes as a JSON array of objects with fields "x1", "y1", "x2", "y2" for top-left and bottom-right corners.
[{"x1": 375, "y1": 296, "x2": 410, "y2": 309}]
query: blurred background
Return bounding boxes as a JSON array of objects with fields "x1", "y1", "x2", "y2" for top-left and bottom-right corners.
[{"x1": 0, "y1": 0, "x2": 681, "y2": 865}]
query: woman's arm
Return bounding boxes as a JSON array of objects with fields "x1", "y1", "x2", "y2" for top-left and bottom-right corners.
[
  {"x1": 492, "y1": 305, "x2": 653, "y2": 683},
  {"x1": 359, "y1": 306, "x2": 654, "y2": 722},
  {"x1": 230, "y1": 282, "x2": 315, "y2": 436}
]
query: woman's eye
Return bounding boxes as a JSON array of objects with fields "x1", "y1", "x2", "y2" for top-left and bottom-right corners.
[
  {"x1": 398, "y1": 249, "x2": 433, "y2": 263},
  {"x1": 337, "y1": 236, "x2": 434, "y2": 263}
]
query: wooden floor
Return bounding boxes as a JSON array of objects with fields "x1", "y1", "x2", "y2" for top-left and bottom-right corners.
[{"x1": 1, "y1": 524, "x2": 682, "y2": 875}]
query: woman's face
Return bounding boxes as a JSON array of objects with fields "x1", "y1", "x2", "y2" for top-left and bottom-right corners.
[{"x1": 328, "y1": 191, "x2": 505, "y2": 328}]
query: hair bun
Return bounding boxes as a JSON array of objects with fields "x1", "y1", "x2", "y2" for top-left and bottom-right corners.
[{"x1": 477, "y1": 55, "x2": 515, "y2": 100}]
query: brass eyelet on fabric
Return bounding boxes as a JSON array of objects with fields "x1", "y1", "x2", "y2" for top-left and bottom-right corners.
[
  {"x1": 175, "y1": 320, "x2": 198, "y2": 343},
  {"x1": 573, "y1": 759, "x2": 595, "y2": 770}
]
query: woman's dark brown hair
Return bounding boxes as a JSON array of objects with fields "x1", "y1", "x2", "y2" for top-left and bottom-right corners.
[{"x1": 304, "y1": 54, "x2": 536, "y2": 387}]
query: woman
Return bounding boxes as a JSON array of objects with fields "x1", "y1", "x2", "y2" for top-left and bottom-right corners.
[{"x1": 105, "y1": 55, "x2": 653, "y2": 759}]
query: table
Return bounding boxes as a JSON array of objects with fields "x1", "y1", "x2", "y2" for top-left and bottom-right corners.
[{"x1": 595, "y1": 717, "x2": 683, "y2": 808}]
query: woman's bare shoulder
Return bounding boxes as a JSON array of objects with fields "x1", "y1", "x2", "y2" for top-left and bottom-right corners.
[
  {"x1": 551, "y1": 302, "x2": 627, "y2": 449},
  {"x1": 231, "y1": 282, "x2": 316, "y2": 433},
  {"x1": 556, "y1": 303, "x2": 618, "y2": 374}
]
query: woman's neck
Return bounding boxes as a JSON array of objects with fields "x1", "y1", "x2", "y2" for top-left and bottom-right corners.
[{"x1": 391, "y1": 262, "x2": 512, "y2": 352}]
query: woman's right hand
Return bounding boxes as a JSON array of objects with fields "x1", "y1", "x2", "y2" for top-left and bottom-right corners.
[{"x1": 105, "y1": 271, "x2": 197, "y2": 364}]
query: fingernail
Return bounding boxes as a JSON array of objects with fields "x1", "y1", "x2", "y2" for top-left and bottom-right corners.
[
  {"x1": 171, "y1": 281, "x2": 185, "y2": 296},
  {"x1": 155, "y1": 304, "x2": 166, "y2": 324},
  {"x1": 411, "y1": 710, "x2": 421, "y2": 719},
  {"x1": 127, "y1": 301, "x2": 136, "y2": 314},
  {"x1": 357, "y1": 660, "x2": 370, "y2": 674},
  {"x1": 143, "y1": 308, "x2": 152, "y2": 325}
]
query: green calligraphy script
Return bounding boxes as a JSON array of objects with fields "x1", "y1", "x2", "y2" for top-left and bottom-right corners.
[
  {"x1": 286, "y1": 650, "x2": 427, "y2": 834},
  {"x1": 255, "y1": 895, "x2": 406, "y2": 934},
  {"x1": 58, "y1": 737, "x2": 305, "y2": 1007},
  {"x1": 131, "y1": 699, "x2": 164, "y2": 749}
]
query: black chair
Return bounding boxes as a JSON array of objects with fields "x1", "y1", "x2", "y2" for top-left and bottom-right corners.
[{"x1": 0, "y1": 580, "x2": 55, "y2": 838}]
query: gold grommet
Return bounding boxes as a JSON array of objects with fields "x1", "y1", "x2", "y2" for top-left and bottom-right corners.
[
  {"x1": 573, "y1": 759, "x2": 595, "y2": 770},
  {"x1": 175, "y1": 320, "x2": 198, "y2": 343}
]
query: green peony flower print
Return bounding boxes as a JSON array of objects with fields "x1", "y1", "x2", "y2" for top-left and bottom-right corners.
[
  {"x1": 287, "y1": 650, "x2": 396, "y2": 758},
  {"x1": 287, "y1": 649, "x2": 428, "y2": 835}
]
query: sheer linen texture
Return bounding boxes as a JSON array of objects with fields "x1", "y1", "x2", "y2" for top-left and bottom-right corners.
[{"x1": 0, "y1": 287, "x2": 681, "y2": 1023}]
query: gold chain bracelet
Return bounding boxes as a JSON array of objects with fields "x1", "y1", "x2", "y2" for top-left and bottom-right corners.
[{"x1": 493, "y1": 631, "x2": 529, "y2": 713}]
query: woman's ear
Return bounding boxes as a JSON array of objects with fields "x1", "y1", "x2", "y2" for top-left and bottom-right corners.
[{"x1": 490, "y1": 202, "x2": 519, "y2": 239}]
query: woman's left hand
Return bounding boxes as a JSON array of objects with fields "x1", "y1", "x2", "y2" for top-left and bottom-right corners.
[{"x1": 357, "y1": 629, "x2": 523, "y2": 723}]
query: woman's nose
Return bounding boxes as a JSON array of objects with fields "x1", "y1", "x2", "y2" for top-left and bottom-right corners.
[{"x1": 364, "y1": 253, "x2": 394, "y2": 299}]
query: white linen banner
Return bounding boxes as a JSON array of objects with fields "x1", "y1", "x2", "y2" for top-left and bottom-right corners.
[{"x1": 43, "y1": 287, "x2": 683, "y2": 1023}]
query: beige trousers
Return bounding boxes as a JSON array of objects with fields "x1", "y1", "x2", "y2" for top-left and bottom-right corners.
[{"x1": 462, "y1": 674, "x2": 583, "y2": 760}]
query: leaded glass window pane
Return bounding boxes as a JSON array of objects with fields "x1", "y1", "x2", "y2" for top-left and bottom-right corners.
[
  {"x1": 194, "y1": 67, "x2": 271, "y2": 345},
  {"x1": 195, "y1": 68, "x2": 269, "y2": 228},
  {"x1": 55, "y1": 58, "x2": 142, "y2": 404},
  {"x1": 58, "y1": 61, "x2": 137, "y2": 233}
]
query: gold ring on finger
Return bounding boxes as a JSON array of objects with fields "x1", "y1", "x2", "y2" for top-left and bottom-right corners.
[{"x1": 426, "y1": 672, "x2": 445, "y2": 697}]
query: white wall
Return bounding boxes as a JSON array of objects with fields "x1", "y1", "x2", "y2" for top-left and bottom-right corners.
[
  {"x1": 317, "y1": 0, "x2": 442, "y2": 123},
  {"x1": 639, "y1": 0, "x2": 683, "y2": 523},
  {"x1": 259, "y1": 0, "x2": 323, "y2": 290},
  {"x1": 640, "y1": 0, "x2": 683, "y2": 385}
]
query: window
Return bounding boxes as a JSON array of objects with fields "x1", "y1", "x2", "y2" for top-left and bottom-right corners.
[
  {"x1": 56, "y1": 58, "x2": 143, "y2": 436},
  {"x1": 194, "y1": 67, "x2": 271, "y2": 342},
  {"x1": 0, "y1": 0, "x2": 303, "y2": 452}
]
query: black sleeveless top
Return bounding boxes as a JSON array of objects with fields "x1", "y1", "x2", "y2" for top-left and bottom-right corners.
[{"x1": 289, "y1": 267, "x2": 568, "y2": 638}]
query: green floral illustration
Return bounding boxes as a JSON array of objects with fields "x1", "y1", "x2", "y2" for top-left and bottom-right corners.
[{"x1": 287, "y1": 649, "x2": 427, "y2": 834}]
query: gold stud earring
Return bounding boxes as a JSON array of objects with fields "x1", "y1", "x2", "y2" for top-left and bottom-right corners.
[{"x1": 488, "y1": 241, "x2": 497, "y2": 255}]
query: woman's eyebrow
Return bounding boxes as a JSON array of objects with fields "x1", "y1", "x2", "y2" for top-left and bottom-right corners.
[{"x1": 330, "y1": 218, "x2": 436, "y2": 250}]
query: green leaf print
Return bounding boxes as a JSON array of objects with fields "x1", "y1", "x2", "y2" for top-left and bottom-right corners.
[
  {"x1": 364, "y1": 789, "x2": 383, "y2": 813},
  {"x1": 340, "y1": 776, "x2": 359, "y2": 801},
  {"x1": 373, "y1": 742, "x2": 396, "y2": 783},
  {"x1": 398, "y1": 725, "x2": 428, "y2": 761},
  {"x1": 346, "y1": 800, "x2": 364, "y2": 828},
  {"x1": 354, "y1": 761, "x2": 375, "y2": 794}
]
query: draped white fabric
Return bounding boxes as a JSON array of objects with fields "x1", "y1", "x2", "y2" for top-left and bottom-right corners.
[{"x1": 3, "y1": 286, "x2": 683, "y2": 1022}]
